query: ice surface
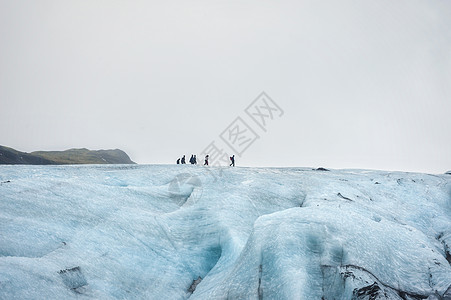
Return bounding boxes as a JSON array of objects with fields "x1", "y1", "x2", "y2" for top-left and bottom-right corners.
[{"x1": 0, "y1": 165, "x2": 450, "y2": 299}]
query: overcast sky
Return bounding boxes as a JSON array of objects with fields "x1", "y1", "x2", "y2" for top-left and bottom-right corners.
[{"x1": 1, "y1": 0, "x2": 450, "y2": 173}]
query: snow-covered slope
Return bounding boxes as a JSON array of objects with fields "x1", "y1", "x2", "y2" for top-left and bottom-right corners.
[{"x1": 1, "y1": 165, "x2": 450, "y2": 299}]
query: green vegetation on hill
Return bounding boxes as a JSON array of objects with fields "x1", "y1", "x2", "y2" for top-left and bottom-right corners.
[{"x1": 0, "y1": 146, "x2": 135, "y2": 165}]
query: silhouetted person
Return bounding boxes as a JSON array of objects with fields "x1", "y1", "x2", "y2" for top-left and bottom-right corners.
[
  {"x1": 189, "y1": 155, "x2": 194, "y2": 164},
  {"x1": 181, "y1": 155, "x2": 186, "y2": 164},
  {"x1": 193, "y1": 155, "x2": 197, "y2": 165},
  {"x1": 230, "y1": 155, "x2": 235, "y2": 167},
  {"x1": 204, "y1": 155, "x2": 209, "y2": 166},
  {"x1": 177, "y1": 158, "x2": 180, "y2": 164}
]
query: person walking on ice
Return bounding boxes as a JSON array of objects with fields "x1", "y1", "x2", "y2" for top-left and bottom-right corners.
[
  {"x1": 204, "y1": 155, "x2": 209, "y2": 166},
  {"x1": 230, "y1": 155, "x2": 235, "y2": 167},
  {"x1": 181, "y1": 155, "x2": 186, "y2": 164}
]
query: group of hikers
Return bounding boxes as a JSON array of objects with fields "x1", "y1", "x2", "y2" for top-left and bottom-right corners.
[
  {"x1": 177, "y1": 154, "x2": 235, "y2": 167},
  {"x1": 176, "y1": 155, "x2": 198, "y2": 165}
]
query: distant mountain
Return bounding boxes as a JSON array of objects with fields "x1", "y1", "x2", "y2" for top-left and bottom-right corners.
[{"x1": 0, "y1": 146, "x2": 135, "y2": 165}]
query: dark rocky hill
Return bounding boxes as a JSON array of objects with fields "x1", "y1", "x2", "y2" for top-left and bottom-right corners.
[{"x1": 0, "y1": 146, "x2": 135, "y2": 165}]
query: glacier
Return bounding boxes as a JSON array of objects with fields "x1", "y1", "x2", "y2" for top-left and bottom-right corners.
[{"x1": 0, "y1": 165, "x2": 450, "y2": 299}]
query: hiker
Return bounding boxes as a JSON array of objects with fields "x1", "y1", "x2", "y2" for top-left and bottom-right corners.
[
  {"x1": 193, "y1": 155, "x2": 197, "y2": 165},
  {"x1": 177, "y1": 158, "x2": 180, "y2": 164},
  {"x1": 230, "y1": 155, "x2": 235, "y2": 167},
  {"x1": 204, "y1": 155, "x2": 209, "y2": 166},
  {"x1": 189, "y1": 155, "x2": 194, "y2": 164},
  {"x1": 181, "y1": 155, "x2": 186, "y2": 164}
]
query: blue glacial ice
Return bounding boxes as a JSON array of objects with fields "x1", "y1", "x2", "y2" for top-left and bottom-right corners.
[{"x1": 0, "y1": 165, "x2": 450, "y2": 299}]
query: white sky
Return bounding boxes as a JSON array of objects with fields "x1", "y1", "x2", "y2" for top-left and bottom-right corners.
[{"x1": 1, "y1": 0, "x2": 450, "y2": 173}]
